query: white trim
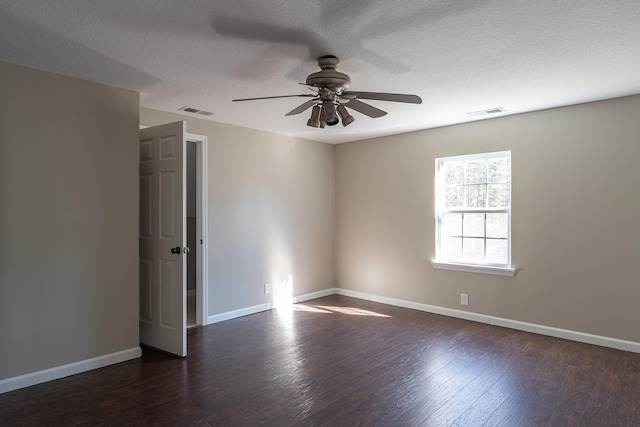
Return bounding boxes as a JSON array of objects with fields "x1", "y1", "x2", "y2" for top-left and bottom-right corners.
[
  {"x1": 435, "y1": 151, "x2": 512, "y2": 269},
  {"x1": 206, "y1": 288, "x2": 339, "y2": 324},
  {"x1": 334, "y1": 288, "x2": 367, "y2": 299},
  {"x1": 9, "y1": 285, "x2": 633, "y2": 395},
  {"x1": 437, "y1": 150, "x2": 512, "y2": 162},
  {"x1": 0, "y1": 347, "x2": 141, "y2": 394},
  {"x1": 294, "y1": 288, "x2": 338, "y2": 303},
  {"x1": 431, "y1": 261, "x2": 516, "y2": 276},
  {"x1": 335, "y1": 289, "x2": 640, "y2": 354},
  {"x1": 197, "y1": 284, "x2": 640, "y2": 353},
  {"x1": 207, "y1": 303, "x2": 273, "y2": 324},
  {"x1": 186, "y1": 132, "x2": 209, "y2": 327}
]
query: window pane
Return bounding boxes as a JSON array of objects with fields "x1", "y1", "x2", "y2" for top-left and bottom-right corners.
[
  {"x1": 441, "y1": 237, "x2": 462, "y2": 260},
  {"x1": 445, "y1": 186, "x2": 464, "y2": 208},
  {"x1": 462, "y1": 238, "x2": 484, "y2": 261},
  {"x1": 488, "y1": 183, "x2": 510, "y2": 208},
  {"x1": 463, "y1": 213, "x2": 484, "y2": 237},
  {"x1": 465, "y1": 184, "x2": 487, "y2": 208},
  {"x1": 486, "y1": 213, "x2": 508, "y2": 238},
  {"x1": 442, "y1": 213, "x2": 462, "y2": 236},
  {"x1": 488, "y1": 157, "x2": 510, "y2": 183},
  {"x1": 444, "y1": 161, "x2": 464, "y2": 185},
  {"x1": 465, "y1": 160, "x2": 487, "y2": 184},
  {"x1": 486, "y1": 239, "x2": 508, "y2": 264},
  {"x1": 435, "y1": 151, "x2": 511, "y2": 268}
]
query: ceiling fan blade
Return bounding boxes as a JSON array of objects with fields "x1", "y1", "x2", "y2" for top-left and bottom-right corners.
[
  {"x1": 232, "y1": 94, "x2": 315, "y2": 102},
  {"x1": 285, "y1": 99, "x2": 318, "y2": 116},
  {"x1": 343, "y1": 91, "x2": 422, "y2": 104},
  {"x1": 345, "y1": 99, "x2": 388, "y2": 118}
]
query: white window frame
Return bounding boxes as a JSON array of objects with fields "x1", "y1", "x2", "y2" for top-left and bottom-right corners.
[{"x1": 432, "y1": 151, "x2": 515, "y2": 276}]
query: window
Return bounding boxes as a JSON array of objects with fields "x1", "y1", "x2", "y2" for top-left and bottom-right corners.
[{"x1": 433, "y1": 151, "x2": 514, "y2": 275}]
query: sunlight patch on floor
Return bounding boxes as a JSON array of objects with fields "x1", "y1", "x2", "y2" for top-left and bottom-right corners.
[
  {"x1": 293, "y1": 304, "x2": 391, "y2": 317},
  {"x1": 293, "y1": 305, "x2": 333, "y2": 314}
]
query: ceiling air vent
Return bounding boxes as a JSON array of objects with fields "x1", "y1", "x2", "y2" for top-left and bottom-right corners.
[
  {"x1": 178, "y1": 106, "x2": 214, "y2": 116},
  {"x1": 466, "y1": 107, "x2": 505, "y2": 117}
]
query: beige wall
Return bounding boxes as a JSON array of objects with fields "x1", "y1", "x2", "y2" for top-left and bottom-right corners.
[
  {"x1": 335, "y1": 95, "x2": 640, "y2": 343},
  {"x1": 0, "y1": 61, "x2": 140, "y2": 380},
  {"x1": 140, "y1": 108, "x2": 335, "y2": 316},
  {"x1": 2, "y1": 56, "x2": 636, "y2": 384}
]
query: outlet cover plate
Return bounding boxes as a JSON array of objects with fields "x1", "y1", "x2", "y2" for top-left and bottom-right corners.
[{"x1": 461, "y1": 293, "x2": 469, "y2": 306}]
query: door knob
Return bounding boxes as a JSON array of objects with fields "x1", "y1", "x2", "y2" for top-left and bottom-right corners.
[{"x1": 170, "y1": 246, "x2": 181, "y2": 254}]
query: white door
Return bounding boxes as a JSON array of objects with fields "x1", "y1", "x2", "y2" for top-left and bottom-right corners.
[{"x1": 139, "y1": 121, "x2": 187, "y2": 357}]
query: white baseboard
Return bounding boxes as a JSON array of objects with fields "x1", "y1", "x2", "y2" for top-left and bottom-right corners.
[
  {"x1": 207, "y1": 302, "x2": 273, "y2": 324},
  {"x1": 0, "y1": 347, "x2": 142, "y2": 394},
  {"x1": 335, "y1": 288, "x2": 640, "y2": 354},
  {"x1": 5, "y1": 288, "x2": 637, "y2": 395},
  {"x1": 294, "y1": 288, "x2": 338, "y2": 303},
  {"x1": 205, "y1": 288, "x2": 338, "y2": 325}
]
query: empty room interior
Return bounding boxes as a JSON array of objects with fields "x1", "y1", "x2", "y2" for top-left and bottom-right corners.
[{"x1": 1, "y1": 1, "x2": 640, "y2": 425}]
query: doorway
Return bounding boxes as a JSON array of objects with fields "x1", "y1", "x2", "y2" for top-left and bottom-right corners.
[
  {"x1": 139, "y1": 124, "x2": 208, "y2": 355},
  {"x1": 139, "y1": 124, "x2": 208, "y2": 352},
  {"x1": 186, "y1": 140, "x2": 197, "y2": 327},
  {"x1": 186, "y1": 133, "x2": 208, "y2": 328}
]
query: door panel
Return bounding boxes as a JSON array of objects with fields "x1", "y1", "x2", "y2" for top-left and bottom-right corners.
[
  {"x1": 140, "y1": 258, "x2": 153, "y2": 323},
  {"x1": 139, "y1": 121, "x2": 187, "y2": 357},
  {"x1": 160, "y1": 171, "x2": 177, "y2": 238},
  {"x1": 139, "y1": 174, "x2": 153, "y2": 237}
]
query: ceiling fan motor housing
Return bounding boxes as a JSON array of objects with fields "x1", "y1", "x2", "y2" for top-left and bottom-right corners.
[{"x1": 305, "y1": 55, "x2": 351, "y2": 91}]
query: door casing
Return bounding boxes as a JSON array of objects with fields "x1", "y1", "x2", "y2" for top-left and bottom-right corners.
[{"x1": 187, "y1": 132, "x2": 208, "y2": 326}]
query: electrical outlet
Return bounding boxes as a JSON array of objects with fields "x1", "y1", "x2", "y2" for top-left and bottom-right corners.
[
  {"x1": 264, "y1": 283, "x2": 271, "y2": 294},
  {"x1": 461, "y1": 293, "x2": 469, "y2": 306}
]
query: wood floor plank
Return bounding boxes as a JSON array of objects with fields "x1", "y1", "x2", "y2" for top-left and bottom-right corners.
[
  {"x1": 425, "y1": 358, "x2": 508, "y2": 426},
  {"x1": 1, "y1": 294, "x2": 639, "y2": 426}
]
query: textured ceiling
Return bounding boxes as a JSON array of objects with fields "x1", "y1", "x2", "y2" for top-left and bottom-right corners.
[{"x1": 1, "y1": 0, "x2": 640, "y2": 144}]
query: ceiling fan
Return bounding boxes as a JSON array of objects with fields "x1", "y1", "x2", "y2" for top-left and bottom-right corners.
[{"x1": 232, "y1": 55, "x2": 422, "y2": 128}]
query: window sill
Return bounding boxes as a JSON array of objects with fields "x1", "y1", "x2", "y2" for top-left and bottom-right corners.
[{"x1": 431, "y1": 261, "x2": 516, "y2": 277}]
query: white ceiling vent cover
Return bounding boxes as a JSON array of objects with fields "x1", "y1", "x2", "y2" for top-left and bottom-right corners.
[
  {"x1": 178, "y1": 106, "x2": 214, "y2": 116},
  {"x1": 466, "y1": 107, "x2": 506, "y2": 117}
]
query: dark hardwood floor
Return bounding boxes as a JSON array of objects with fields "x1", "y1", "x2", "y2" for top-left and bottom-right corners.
[{"x1": 1, "y1": 295, "x2": 639, "y2": 426}]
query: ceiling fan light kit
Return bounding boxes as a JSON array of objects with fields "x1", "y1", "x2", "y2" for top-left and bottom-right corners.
[
  {"x1": 233, "y1": 55, "x2": 422, "y2": 129},
  {"x1": 337, "y1": 104, "x2": 355, "y2": 127},
  {"x1": 307, "y1": 105, "x2": 322, "y2": 127}
]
